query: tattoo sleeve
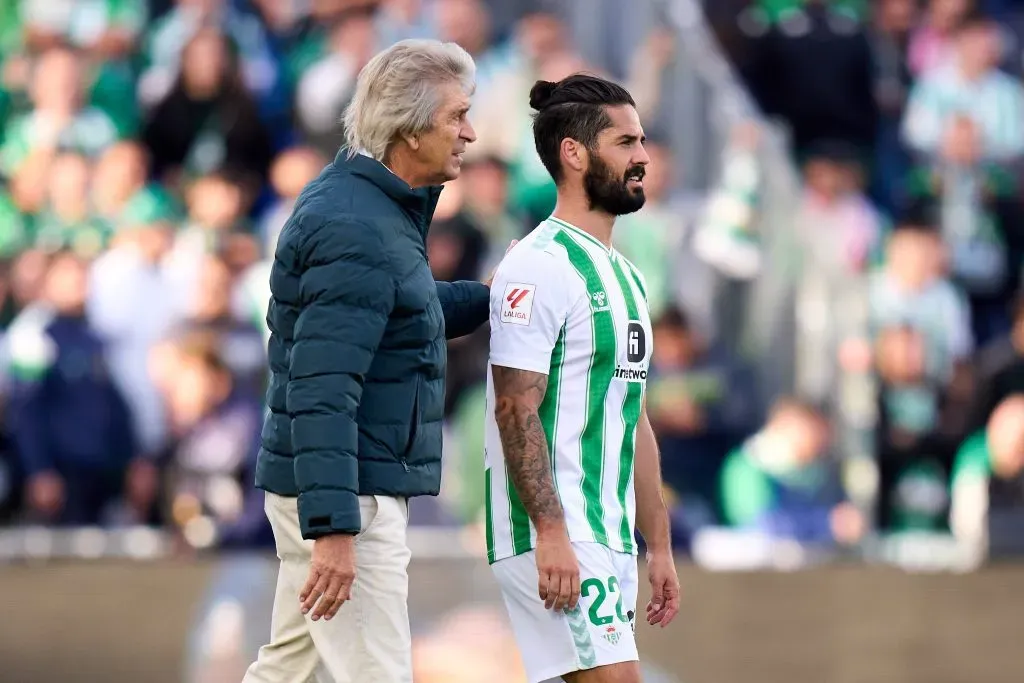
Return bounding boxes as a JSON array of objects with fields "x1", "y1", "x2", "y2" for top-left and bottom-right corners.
[{"x1": 491, "y1": 365, "x2": 564, "y2": 529}]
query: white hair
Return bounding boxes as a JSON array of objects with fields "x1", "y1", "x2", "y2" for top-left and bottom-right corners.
[{"x1": 343, "y1": 39, "x2": 476, "y2": 161}]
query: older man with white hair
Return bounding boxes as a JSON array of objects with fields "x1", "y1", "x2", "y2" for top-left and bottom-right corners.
[{"x1": 243, "y1": 39, "x2": 490, "y2": 683}]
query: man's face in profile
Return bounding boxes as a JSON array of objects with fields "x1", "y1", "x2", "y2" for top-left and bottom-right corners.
[
  {"x1": 416, "y1": 81, "x2": 477, "y2": 184},
  {"x1": 582, "y1": 104, "x2": 648, "y2": 216}
]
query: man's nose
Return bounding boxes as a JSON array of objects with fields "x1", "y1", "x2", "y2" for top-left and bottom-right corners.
[
  {"x1": 461, "y1": 118, "x2": 478, "y2": 144},
  {"x1": 633, "y1": 144, "x2": 651, "y2": 167}
]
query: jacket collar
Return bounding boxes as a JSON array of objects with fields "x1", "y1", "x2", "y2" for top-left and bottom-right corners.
[{"x1": 336, "y1": 149, "x2": 442, "y2": 235}]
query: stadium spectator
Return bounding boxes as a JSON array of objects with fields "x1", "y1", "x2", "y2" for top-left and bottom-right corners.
[
  {"x1": 950, "y1": 393, "x2": 1024, "y2": 550},
  {"x1": 153, "y1": 333, "x2": 269, "y2": 550},
  {"x1": 718, "y1": 397, "x2": 865, "y2": 546},
  {"x1": 245, "y1": 0, "x2": 323, "y2": 86},
  {"x1": 427, "y1": 176, "x2": 489, "y2": 284},
  {"x1": 142, "y1": 27, "x2": 274, "y2": 192},
  {"x1": 0, "y1": 46, "x2": 120, "y2": 178},
  {"x1": 20, "y1": 0, "x2": 147, "y2": 61},
  {"x1": 295, "y1": 6, "x2": 378, "y2": 150},
  {"x1": 691, "y1": 120, "x2": 764, "y2": 287},
  {"x1": 458, "y1": 155, "x2": 529, "y2": 276},
  {"x1": 165, "y1": 170, "x2": 257, "y2": 298},
  {"x1": 374, "y1": 0, "x2": 437, "y2": 49},
  {"x1": 34, "y1": 151, "x2": 110, "y2": 258},
  {"x1": 873, "y1": 324, "x2": 959, "y2": 531},
  {"x1": 868, "y1": 214, "x2": 975, "y2": 432},
  {"x1": 87, "y1": 201, "x2": 180, "y2": 455},
  {"x1": 91, "y1": 141, "x2": 180, "y2": 236},
  {"x1": 902, "y1": 14, "x2": 1024, "y2": 161},
  {"x1": 648, "y1": 305, "x2": 760, "y2": 533},
  {"x1": 739, "y1": 0, "x2": 879, "y2": 159},
  {"x1": 796, "y1": 140, "x2": 887, "y2": 275},
  {"x1": 433, "y1": 0, "x2": 513, "y2": 95},
  {"x1": 908, "y1": 0, "x2": 975, "y2": 77},
  {"x1": 6, "y1": 251, "x2": 139, "y2": 526},
  {"x1": 139, "y1": 0, "x2": 281, "y2": 110},
  {"x1": 259, "y1": 145, "x2": 328, "y2": 254},
  {"x1": 166, "y1": 255, "x2": 266, "y2": 395},
  {"x1": 903, "y1": 116, "x2": 1024, "y2": 343}
]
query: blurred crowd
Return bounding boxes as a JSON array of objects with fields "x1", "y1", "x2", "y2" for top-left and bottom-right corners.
[
  {"x1": 0, "y1": 0, "x2": 1022, "y2": 567},
  {"x1": 703, "y1": 0, "x2": 1024, "y2": 558}
]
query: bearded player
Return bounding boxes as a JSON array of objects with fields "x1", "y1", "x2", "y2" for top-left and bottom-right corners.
[{"x1": 483, "y1": 73, "x2": 680, "y2": 683}]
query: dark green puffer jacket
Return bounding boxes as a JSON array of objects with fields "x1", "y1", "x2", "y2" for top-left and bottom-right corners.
[{"x1": 255, "y1": 151, "x2": 489, "y2": 539}]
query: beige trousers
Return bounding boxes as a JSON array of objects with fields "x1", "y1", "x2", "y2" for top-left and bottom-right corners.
[{"x1": 242, "y1": 492, "x2": 412, "y2": 683}]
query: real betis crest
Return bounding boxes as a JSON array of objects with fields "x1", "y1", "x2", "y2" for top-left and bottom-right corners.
[{"x1": 601, "y1": 624, "x2": 621, "y2": 645}]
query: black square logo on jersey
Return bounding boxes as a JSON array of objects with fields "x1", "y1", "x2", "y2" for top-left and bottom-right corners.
[{"x1": 626, "y1": 322, "x2": 646, "y2": 363}]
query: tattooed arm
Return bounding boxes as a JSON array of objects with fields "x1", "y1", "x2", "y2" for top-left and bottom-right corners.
[
  {"x1": 492, "y1": 364, "x2": 579, "y2": 610},
  {"x1": 491, "y1": 365, "x2": 563, "y2": 529}
]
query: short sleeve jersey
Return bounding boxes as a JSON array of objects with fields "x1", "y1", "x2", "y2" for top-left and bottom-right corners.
[{"x1": 484, "y1": 217, "x2": 653, "y2": 564}]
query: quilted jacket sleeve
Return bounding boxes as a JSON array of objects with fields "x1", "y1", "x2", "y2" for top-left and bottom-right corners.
[
  {"x1": 288, "y1": 216, "x2": 396, "y2": 538},
  {"x1": 435, "y1": 280, "x2": 489, "y2": 339}
]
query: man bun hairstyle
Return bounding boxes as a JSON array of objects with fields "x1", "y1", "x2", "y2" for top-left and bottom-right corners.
[
  {"x1": 528, "y1": 80, "x2": 558, "y2": 110},
  {"x1": 530, "y1": 73, "x2": 635, "y2": 184}
]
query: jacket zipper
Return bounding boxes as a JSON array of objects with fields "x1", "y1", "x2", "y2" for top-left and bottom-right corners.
[{"x1": 400, "y1": 376, "x2": 419, "y2": 473}]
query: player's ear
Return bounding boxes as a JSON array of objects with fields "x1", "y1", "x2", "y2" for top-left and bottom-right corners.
[{"x1": 561, "y1": 138, "x2": 586, "y2": 175}]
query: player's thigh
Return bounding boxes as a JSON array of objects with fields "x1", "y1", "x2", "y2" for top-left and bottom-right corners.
[
  {"x1": 492, "y1": 551, "x2": 580, "y2": 682},
  {"x1": 561, "y1": 659, "x2": 643, "y2": 683},
  {"x1": 569, "y1": 543, "x2": 639, "y2": 667},
  {"x1": 492, "y1": 544, "x2": 639, "y2": 683}
]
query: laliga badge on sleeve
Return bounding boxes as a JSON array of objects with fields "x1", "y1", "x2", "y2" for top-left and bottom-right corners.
[{"x1": 501, "y1": 283, "x2": 535, "y2": 326}]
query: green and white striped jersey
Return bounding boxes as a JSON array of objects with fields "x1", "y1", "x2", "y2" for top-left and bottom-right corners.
[{"x1": 484, "y1": 217, "x2": 653, "y2": 564}]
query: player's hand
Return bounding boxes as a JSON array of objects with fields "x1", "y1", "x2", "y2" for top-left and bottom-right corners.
[
  {"x1": 300, "y1": 533, "x2": 356, "y2": 622},
  {"x1": 534, "y1": 524, "x2": 580, "y2": 611},
  {"x1": 645, "y1": 550, "x2": 680, "y2": 628}
]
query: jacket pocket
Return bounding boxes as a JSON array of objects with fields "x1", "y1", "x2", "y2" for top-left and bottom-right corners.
[{"x1": 401, "y1": 374, "x2": 422, "y2": 466}]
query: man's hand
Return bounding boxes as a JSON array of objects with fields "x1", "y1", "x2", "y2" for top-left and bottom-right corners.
[
  {"x1": 534, "y1": 524, "x2": 580, "y2": 611},
  {"x1": 484, "y1": 239, "x2": 518, "y2": 287},
  {"x1": 645, "y1": 550, "x2": 680, "y2": 628},
  {"x1": 28, "y1": 471, "x2": 65, "y2": 518},
  {"x1": 300, "y1": 533, "x2": 356, "y2": 622}
]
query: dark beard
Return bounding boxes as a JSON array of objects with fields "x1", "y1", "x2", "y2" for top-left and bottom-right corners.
[{"x1": 583, "y1": 152, "x2": 646, "y2": 216}]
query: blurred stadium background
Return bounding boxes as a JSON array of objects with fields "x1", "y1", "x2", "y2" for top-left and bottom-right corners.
[{"x1": 1, "y1": 0, "x2": 1023, "y2": 681}]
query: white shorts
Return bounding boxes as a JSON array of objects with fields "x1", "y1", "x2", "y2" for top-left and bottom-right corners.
[{"x1": 491, "y1": 541, "x2": 639, "y2": 683}]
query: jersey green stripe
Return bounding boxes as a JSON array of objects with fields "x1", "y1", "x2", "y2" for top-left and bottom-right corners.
[
  {"x1": 485, "y1": 467, "x2": 495, "y2": 563},
  {"x1": 621, "y1": 257, "x2": 648, "y2": 301},
  {"x1": 610, "y1": 256, "x2": 644, "y2": 553},
  {"x1": 555, "y1": 230, "x2": 616, "y2": 547},
  {"x1": 507, "y1": 462, "x2": 533, "y2": 555},
  {"x1": 539, "y1": 324, "x2": 567, "y2": 494}
]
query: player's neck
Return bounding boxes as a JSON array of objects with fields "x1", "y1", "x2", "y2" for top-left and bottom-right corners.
[{"x1": 551, "y1": 200, "x2": 615, "y2": 250}]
